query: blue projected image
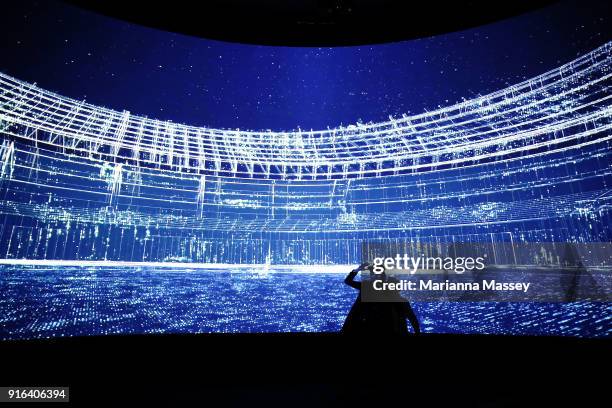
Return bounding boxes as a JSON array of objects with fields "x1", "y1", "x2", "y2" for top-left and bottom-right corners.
[{"x1": 0, "y1": 1, "x2": 611, "y2": 339}]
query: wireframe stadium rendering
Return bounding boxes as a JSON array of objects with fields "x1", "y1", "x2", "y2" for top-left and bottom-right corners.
[
  {"x1": 0, "y1": 43, "x2": 611, "y2": 265},
  {"x1": 0, "y1": 41, "x2": 611, "y2": 339},
  {"x1": 2, "y1": 3, "x2": 611, "y2": 406}
]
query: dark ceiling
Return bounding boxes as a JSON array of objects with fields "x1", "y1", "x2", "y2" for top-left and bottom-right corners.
[{"x1": 65, "y1": 0, "x2": 559, "y2": 46}]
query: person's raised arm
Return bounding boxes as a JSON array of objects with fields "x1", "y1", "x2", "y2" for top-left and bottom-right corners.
[{"x1": 344, "y1": 263, "x2": 369, "y2": 290}]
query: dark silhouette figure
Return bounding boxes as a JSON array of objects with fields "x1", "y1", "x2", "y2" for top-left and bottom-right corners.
[
  {"x1": 560, "y1": 243, "x2": 584, "y2": 302},
  {"x1": 342, "y1": 263, "x2": 420, "y2": 335}
]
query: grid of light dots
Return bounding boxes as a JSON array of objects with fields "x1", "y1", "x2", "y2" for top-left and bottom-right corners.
[{"x1": 0, "y1": 42, "x2": 610, "y2": 264}]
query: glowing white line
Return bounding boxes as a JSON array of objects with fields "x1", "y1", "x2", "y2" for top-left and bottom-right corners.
[{"x1": 0, "y1": 259, "x2": 353, "y2": 273}]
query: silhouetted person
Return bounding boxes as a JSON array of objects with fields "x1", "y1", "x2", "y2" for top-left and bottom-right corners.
[
  {"x1": 342, "y1": 263, "x2": 420, "y2": 335},
  {"x1": 560, "y1": 243, "x2": 583, "y2": 302}
]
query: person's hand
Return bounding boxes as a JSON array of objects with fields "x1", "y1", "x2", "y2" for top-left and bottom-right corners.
[{"x1": 351, "y1": 262, "x2": 369, "y2": 273}]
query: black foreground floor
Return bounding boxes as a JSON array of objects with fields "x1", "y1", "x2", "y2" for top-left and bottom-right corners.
[{"x1": 0, "y1": 333, "x2": 608, "y2": 407}]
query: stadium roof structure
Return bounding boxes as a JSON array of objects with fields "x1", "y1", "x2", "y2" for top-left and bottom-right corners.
[{"x1": 0, "y1": 42, "x2": 610, "y2": 180}]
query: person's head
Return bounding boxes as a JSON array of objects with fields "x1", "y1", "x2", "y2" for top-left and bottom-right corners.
[{"x1": 369, "y1": 265, "x2": 386, "y2": 280}]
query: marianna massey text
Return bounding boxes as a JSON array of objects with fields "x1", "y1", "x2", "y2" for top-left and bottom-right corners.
[{"x1": 373, "y1": 279, "x2": 531, "y2": 293}]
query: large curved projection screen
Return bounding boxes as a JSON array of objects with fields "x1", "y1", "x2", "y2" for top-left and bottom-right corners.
[{"x1": 0, "y1": 43, "x2": 611, "y2": 265}]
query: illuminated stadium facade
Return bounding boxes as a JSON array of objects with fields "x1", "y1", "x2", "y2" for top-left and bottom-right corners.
[{"x1": 0, "y1": 42, "x2": 610, "y2": 265}]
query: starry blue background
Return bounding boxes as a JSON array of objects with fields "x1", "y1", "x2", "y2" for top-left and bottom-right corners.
[{"x1": 0, "y1": 0, "x2": 610, "y2": 131}]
